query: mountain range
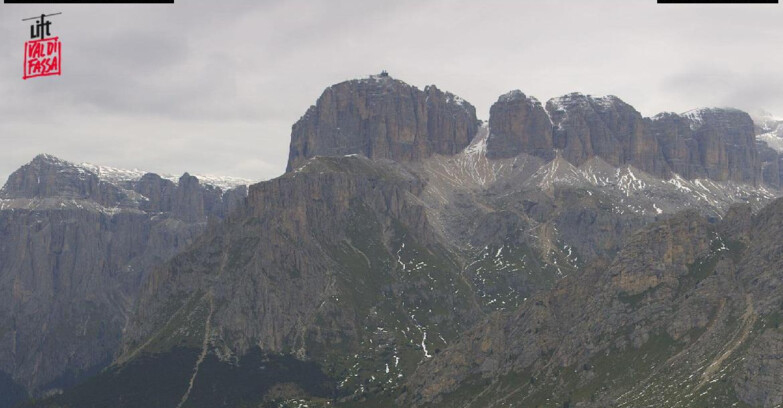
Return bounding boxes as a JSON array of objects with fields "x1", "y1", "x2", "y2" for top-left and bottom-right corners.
[{"x1": 2, "y1": 73, "x2": 783, "y2": 407}]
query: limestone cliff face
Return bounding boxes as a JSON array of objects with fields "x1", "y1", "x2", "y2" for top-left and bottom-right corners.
[
  {"x1": 548, "y1": 93, "x2": 667, "y2": 176},
  {"x1": 286, "y1": 74, "x2": 478, "y2": 171},
  {"x1": 134, "y1": 172, "x2": 248, "y2": 221},
  {"x1": 0, "y1": 155, "x2": 248, "y2": 399},
  {"x1": 287, "y1": 78, "x2": 769, "y2": 187},
  {"x1": 686, "y1": 108, "x2": 760, "y2": 184},
  {"x1": 609, "y1": 210, "x2": 712, "y2": 295},
  {"x1": 647, "y1": 112, "x2": 701, "y2": 178},
  {"x1": 482, "y1": 91, "x2": 767, "y2": 185},
  {"x1": 488, "y1": 92, "x2": 672, "y2": 177},
  {"x1": 125, "y1": 155, "x2": 480, "y2": 366},
  {"x1": 486, "y1": 90, "x2": 553, "y2": 160},
  {"x1": 647, "y1": 109, "x2": 761, "y2": 184}
]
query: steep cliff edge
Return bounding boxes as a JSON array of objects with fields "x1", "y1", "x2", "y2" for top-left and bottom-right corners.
[
  {"x1": 0, "y1": 154, "x2": 249, "y2": 402},
  {"x1": 286, "y1": 74, "x2": 478, "y2": 171},
  {"x1": 486, "y1": 90, "x2": 553, "y2": 160},
  {"x1": 484, "y1": 92, "x2": 766, "y2": 186}
]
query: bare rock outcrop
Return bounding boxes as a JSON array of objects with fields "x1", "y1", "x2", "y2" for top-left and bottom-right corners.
[
  {"x1": 286, "y1": 74, "x2": 478, "y2": 171},
  {"x1": 486, "y1": 90, "x2": 553, "y2": 160}
]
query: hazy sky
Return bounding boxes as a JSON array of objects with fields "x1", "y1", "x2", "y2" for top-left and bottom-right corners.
[{"x1": 1, "y1": 0, "x2": 782, "y2": 184}]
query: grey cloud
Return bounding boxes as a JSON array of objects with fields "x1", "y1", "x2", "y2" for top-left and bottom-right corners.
[
  {"x1": 663, "y1": 68, "x2": 783, "y2": 115},
  {"x1": 79, "y1": 29, "x2": 191, "y2": 74}
]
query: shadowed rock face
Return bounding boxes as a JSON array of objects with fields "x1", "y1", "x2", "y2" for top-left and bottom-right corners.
[
  {"x1": 548, "y1": 93, "x2": 664, "y2": 175},
  {"x1": 286, "y1": 74, "x2": 478, "y2": 171},
  {"x1": 756, "y1": 141, "x2": 781, "y2": 188},
  {"x1": 134, "y1": 172, "x2": 248, "y2": 222},
  {"x1": 687, "y1": 108, "x2": 760, "y2": 184},
  {"x1": 0, "y1": 154, "x2": 248, "y2": 401},
  {"x1": 647, "y1": 112, "x2": 701, "y2": 178},
  {"x1": 648, "y1": 108, "x2": 761, "y2": 184}
]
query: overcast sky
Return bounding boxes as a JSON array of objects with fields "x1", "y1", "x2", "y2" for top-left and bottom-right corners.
[{"x1": 1, "y1": 0, "x2": 782, "y2": 184}]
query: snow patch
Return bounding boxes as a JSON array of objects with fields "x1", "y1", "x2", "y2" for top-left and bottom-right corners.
[
  {"x1": 421, "y1": 331, "x2": 431, "y2": 358},
  {"x1": 74, "y1": 159, "x2": 253, "y2": 190},
  {"x1": 682, "y1": 109, "x2": 707, "y2": 130}
]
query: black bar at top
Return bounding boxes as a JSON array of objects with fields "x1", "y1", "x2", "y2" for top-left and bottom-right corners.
[
  {"x1": 5, "y1": 0, "x2": 173, "y2": 3},
  {"x1": 658, "y1": 0, "x2": 777, "y2": 3}
]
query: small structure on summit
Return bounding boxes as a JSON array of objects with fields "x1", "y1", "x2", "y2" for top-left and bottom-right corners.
[{"x1": 380, "y1": 70, "x2": 389, "y2": 77}]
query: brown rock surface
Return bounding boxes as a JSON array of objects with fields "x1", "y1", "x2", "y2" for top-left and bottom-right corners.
[
  {"x1": 486, "y1": 90, "x2": 553, "y2": 160},
  {"x1": 286, "y1": 74, "x2": 478, "y2": 171},
  {"x1": 547, "y1": 93, "x2": 668, "y2": 176}
]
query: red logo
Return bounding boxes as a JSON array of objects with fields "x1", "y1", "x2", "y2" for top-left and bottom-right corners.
[
  {"x1": 22, "y1": 13, "x2": 62, "y2": 80},
  {"x1": 24, "y1": 37, "x2": 61, "y2": 80}
]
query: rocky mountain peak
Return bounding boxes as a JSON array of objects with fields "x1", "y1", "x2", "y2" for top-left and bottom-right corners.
[
  {"x1": 547, "y1": 91, "x2": 586, "y2": 106},
  {"x1": 30, "y1": 153, "x2": 68, "y2": 166},
  {"x1": 497, "y1": 89, "x2": 539, "y2": 105},
  {"x1": 487, "y1": 90, "x2": 553, "y2": 159},
  {"x1": 545, "y1": 92, "x2": 659, "y2": 174},
  {"x1": 681, "y1": 107, "x2": 751, "y2": 130},
  {"x1": 651, "y1": 111, "x2": 682, "y2": 121},
  {"x1": 546, "y1": 92, "x2": 638, "y2": 117},
  {"x1": 178, "y1": 172, "x2": 198, "y2": 185},
  {"x1": 1, "y1": 153, "x2": 103, "y2": 201},
  {"x1": 286, "y1": 74, "x2": 478, "y2": 171},
  {"x1": 546, "y1": 92, "x2": 630, "y2": 113}
]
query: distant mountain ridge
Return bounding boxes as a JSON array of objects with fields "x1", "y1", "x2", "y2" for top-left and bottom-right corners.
[
  {"x1": 3, "y1": 153, "x2": 252, "y2": 192},
  {"x1": 754, "y1": 111, "x2": 783, "y2": 153},
  {"x1": 0, "y1": 154, "x2": 250, "y2": 219}
]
